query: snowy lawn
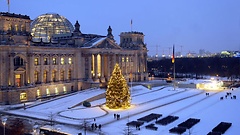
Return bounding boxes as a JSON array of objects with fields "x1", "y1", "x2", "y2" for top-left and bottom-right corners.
[{"x1": 1, "y1": 81, "x2": 240, "y2": 135}]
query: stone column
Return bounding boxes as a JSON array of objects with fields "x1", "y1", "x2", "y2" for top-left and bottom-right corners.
[
  {"x1": 113, "y1": 54, "x2": 116, "y2": 67},
  {"x1": 56, "y1": 55, "x2": 61, "y2": 82},
  {"x1": 29, "y1": 53, "x2": 34, "y2": 84},
  {"x1": 101, "y1": 54, "x2": 105, "y2": 82},
  {"x1": 135, "y1": 53, "x2": 139, "y2": 81},
  {"x1": 48, "y1": 55, "x2": 53, "y2": 82},
  {"x1": 123, "y1": 54, "x2": 126, "y2": 75},
  {"x1": 107, "y1": 54, "x2": 111, "y2": 79},
  {"x1": 87, "y1": 54, "x2": 92, "y2": 81},
  {"x1": 118, "y1": 54, "x2": 121, "y2": 70},
  {"x1": 39, "y1": 55, "x2": 43, "y2": 83},
  {"x1": 78, "y1": 53, "x2": 84, "y2": 80},
  {"x1": 144, "y1": 53, "x2": 147, "y2": 72},
  {"x1": 9, "y1": 53, "x2": 14, "y2": 86},
  {"x1": 94, "y1": 54, "x2": 98, "y2": 80},
  {"x1": 65, "y1": 55, "x2": 69, "y2": 81},
  {"x1": 0, "y1": 52, "x2": 2, "y2": 86}
]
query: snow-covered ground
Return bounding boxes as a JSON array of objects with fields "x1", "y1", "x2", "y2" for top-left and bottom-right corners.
[{"x1": 1, "y1": 80, "x2": 240, "y2": 135}]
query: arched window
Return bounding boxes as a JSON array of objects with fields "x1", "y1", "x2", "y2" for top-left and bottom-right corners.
[
  {"x1": 60, "y1": 70, "x2": 64, "y2": 81},
  {"x1": 14, "y1": 56, "x2": 24, "y2": 66},
  {"x1": 68, "y1": 69, "x2": 71, "y2": 80},
  {"x1": 52, "y1": 70, "x2": 57, "y2": 82},
  {"x1": 34, "y1": 71, "x2": 39, "y2": 83},
  {"x1": 43, "y1": 70, "x2": 47, "y2": 83}
]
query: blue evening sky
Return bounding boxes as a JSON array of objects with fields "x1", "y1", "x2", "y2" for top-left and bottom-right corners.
[{"x1": 1, "y1": 0, "x2": 240, "y2": 56}]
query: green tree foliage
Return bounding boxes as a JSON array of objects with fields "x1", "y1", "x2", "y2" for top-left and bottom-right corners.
[{"x1": 106, "y1": 63, "x2": 131, "y2": 109}]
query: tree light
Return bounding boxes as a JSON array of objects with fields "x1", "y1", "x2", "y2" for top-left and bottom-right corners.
[{"x1": 106, "y1": 63, "x2": 131, "y2": 109}]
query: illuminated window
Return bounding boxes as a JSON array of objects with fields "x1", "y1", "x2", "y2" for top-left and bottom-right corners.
[
  {"x1": 34, "y1": 71, "x2": 39, "y2": 83},
  {"x1": 60, "y1": 70, "x2": 64, "y2": 81},
  {"x1": 97, "y1": 54, "x2": 101, "y2": 77},
  {"x1": 8, "y1": 24, "x2": 11, "y2": 30},
  {"x1": 37, "y1": 89, "x2": 41, "y2": 97},
  {"x1": 20, "y1": 92, "x2": 27, "y2": 101},
  {"x1": 43, "y1": 70, "x2": 47, "y2": 83},
  {"x1": 122, "y1": 57, "x2": 125, "y2": 62},
  {"x1": 52, "y1": 57, "x2": 57, "y2": 65},
  {"x1": 52, "y1": 70, "x2": 56, "y2": 82},
  {"x1": 63, "y1": 86, "x2": 67, "y2": 93},
  {"x1": 68, "y1": 69, "x2": 71, "y2": 80},
  {"x1": 55, "y1": 87, "x2": 59, "y2": 95},
  {"x1": 15, "y1": 24, "x2": 18, "y2": 31},
  {"x1": 46, "y1": 88, "x2": 50, "y2": 96},
  {"x1": 68, "y1": 58, "x2": 72, "y2": 64},
  {"x1": 126, "y1": 57, "x2": 129, "y2": 62},
  {"x1": 92, "y1": 55, "x2": 94, "y2": 76},
  {"x1": 44, "y1": 58, "x2": 48, "y2": 65},
  {"x1": 21, "y1": 25, "x2": 25, "y2": 31},
  {"x1": 34, "y1": 58, "x2": 39, "y2": 65},
  {"x1": 61, "y1": 57, "x2": 64, "y2": 65},
  {"x1": 15, "y1": 74, "x2": 21, "y2": 87}
]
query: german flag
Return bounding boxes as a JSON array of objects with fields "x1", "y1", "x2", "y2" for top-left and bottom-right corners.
[{"x1": 172, "y1": 45, "x2": 175, "y2": 63}]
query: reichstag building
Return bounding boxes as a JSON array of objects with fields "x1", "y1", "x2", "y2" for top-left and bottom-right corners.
[{"x1": 0, "y1": 12, "x2": 148, "y2": 104}]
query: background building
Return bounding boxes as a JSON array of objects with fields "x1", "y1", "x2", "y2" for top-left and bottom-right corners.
[{"x1": 0, "y1": 12, "x2": 148, "y2": 104}]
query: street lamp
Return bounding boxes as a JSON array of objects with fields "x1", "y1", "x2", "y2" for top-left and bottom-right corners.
[
  {"x1": 2, "y1": 117, "x2": 7, "y2": 135},
  {"x1": 33, "y1": 124, "x2": 38, "y2": 135}
]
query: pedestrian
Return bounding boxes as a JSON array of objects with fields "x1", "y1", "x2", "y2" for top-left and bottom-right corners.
[
  {"x1": 91, "y1": 123, "x2": 94, "y2": 130},
  {"x1": 99, "y1": 124, "x2": 102, "y2": 130},
  {"x1": 95, "y1": 123, "x2": 97, "y2": 129},
  {"x1": 117, "y1": 114, "x2": 120, "y2": 120},
  {"x1": 114, "y1": 113, "x2": 116, "y2": 119}
]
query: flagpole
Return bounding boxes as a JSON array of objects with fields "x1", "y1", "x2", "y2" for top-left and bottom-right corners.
[
  {"x1": 172, "y1": 45, "x2": 176, "y2": 90},
  {"x1": 130, "y1": 19, "x2": 132, "y2": 32},
  {"x1": 7, "y1": 0, "x2": 10, "y2": 13},
  {"x1": 174, "y1": 58, "x2": 176, "y2": 90}
]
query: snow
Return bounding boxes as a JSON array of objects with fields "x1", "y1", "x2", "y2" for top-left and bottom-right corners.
[{"x1": 1, "y1": 79, "x2": 240, "y2": 135}]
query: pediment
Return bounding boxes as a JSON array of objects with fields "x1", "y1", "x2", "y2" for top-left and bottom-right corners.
[
  {"x1": 14, "y1": 67, "x2": 26, "y2": 72},
  {"x1": 92, "y1": 38, "x2": 122, "y2": 49}
]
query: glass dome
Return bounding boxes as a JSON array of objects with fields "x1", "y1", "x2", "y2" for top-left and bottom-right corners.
[{"x1": 31, "y1": 13, "x2": 74, "y2": 42}]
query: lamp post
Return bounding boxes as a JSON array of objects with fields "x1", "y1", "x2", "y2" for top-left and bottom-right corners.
[
  {"x1": 33, "y1": 124, "x2": 38, "y2": 135},
  {"x1": 2, "y1": 117, "x2": 7, "y2": 135}
]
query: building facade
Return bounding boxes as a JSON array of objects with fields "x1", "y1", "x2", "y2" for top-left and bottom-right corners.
[{"x1": 0, "y1": 12, "x2": 148, "y2": 104}]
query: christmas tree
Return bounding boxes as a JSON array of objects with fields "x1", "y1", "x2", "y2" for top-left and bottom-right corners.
[{"x1": 106, "y1": 63, "x2": 131, "y2": 109}]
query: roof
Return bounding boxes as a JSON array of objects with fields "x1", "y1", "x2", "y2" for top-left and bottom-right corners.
[
  {"x1": 0, "y1": 12, "x2": 30, "y2": 19},
  {"x1": 82, "y1": 37, "x2": 107, "y2": 48}
]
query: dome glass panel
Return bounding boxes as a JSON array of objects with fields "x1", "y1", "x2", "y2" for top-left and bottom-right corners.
[{"x1": 31, "y1": 13, "x2": 74, "y2": 42}]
